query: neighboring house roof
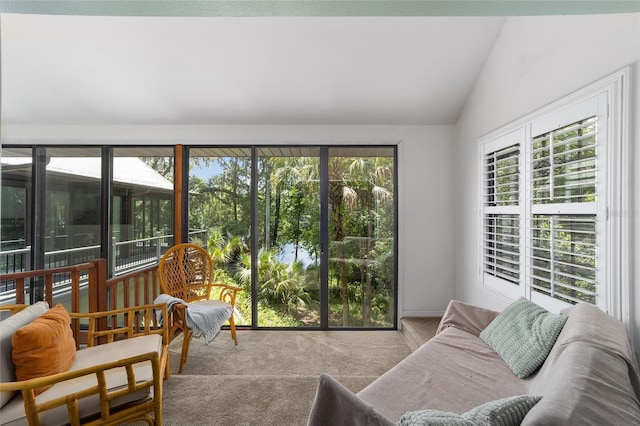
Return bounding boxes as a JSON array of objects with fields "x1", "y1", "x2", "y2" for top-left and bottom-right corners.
[{"x1": 1, "y1": 157, "x2": 173, "y2": 192}]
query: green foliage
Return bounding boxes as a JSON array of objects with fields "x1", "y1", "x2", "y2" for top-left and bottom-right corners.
[
  {"x1": 142, "y1": 157, "x2": 174, "y2": 181},
  {"x1": 189, "y1": 157, "x2": 252, "y2": 236},
  {"x1": 256, "y1": 302, "x2": 303, "y2": 327}
]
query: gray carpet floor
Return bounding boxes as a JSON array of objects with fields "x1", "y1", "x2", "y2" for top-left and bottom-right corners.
[{"x1": 161, "y1": 329, "x2": 413, "y2": 425}]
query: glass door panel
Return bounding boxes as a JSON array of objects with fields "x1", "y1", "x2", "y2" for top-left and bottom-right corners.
[
  {"x1": 327, "y1": 147, "x2": 395, "y2": 327},
  {"x1": 44, "y1": 147, "x2": 103, "y2": 268},
  {"x1": 112, "y1": 148, "x2": 175, "y2": 276},
  {"x1": 189, "y1": 148, "x2": 252, "y2": 326},
  {"x1": 257, "y1": 148, "x2": 321, "y2": 327},
  {"x1": 1, "y1": 147, "x2": 32, "y2": 275},
  {"x1": 36, "y1": 147, "x2": 102, "y2": 311}
]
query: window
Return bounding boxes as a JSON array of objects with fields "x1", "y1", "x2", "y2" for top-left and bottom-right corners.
[
  {"x1": 481, "y1": 131, "x2": 523, "y2": 299},
  {"x1": 112, "y1": 148, "x2": 175, "y2": 276},
  {"x1": 529, "y1": 114, "x2": 600, "y2": 308},
  {"x1": 2, "y1": 144, "x2": 397, "y2": 329},
  {"x1": 479, "y1": 69, "x2": 629, "y2": 317}
]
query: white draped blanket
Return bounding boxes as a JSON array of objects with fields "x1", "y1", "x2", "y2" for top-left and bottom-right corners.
[{"x1": 154, "y1": 294, "x2": 232, "y2": 344}]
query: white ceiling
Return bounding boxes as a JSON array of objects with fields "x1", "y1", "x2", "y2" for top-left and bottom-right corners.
[
  {"x1": 1, "y1": 13, "x2": 508, "y2": 126},
  {"x1": 2, "y1": 2, "x2": 637, "y2": 127}
]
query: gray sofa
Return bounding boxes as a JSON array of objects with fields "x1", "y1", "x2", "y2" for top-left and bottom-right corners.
[{"x1": 307, "y1": 300, "x2": 640, "y2": 425}]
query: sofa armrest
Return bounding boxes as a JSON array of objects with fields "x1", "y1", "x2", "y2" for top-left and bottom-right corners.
[
  {"x1": 436, "y1": 300, "x2": 499, "y2": 337},
  {"x1": 307, "y1": 374, "x2": 394, "y2": 426},
  {"x1": 0, "y1": 350, "x2": 164, "y2": 425}
]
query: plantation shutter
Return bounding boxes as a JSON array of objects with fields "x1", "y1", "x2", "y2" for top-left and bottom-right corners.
[
  {"x1": 478, "y1": 71, "x2": 627, "y2": 316},
  {"x1": 481, "y1": 131, "x2": 522, "y2": 297},
  {"x1": 527, "y1": 95, "x2": 605, "y2": 309}
]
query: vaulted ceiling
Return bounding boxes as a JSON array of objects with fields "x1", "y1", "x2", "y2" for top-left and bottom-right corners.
[{"x1": 1, "y1": 1, "x2": 636, "y2": 127}]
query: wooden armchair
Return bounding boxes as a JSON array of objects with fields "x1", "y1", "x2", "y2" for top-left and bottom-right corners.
[
  {"x1": 158, "y1": 243, "x2": 241, "y2": 374},
  {"x1": 0, "y1": 303, "x2": 169, "y2": 426}
]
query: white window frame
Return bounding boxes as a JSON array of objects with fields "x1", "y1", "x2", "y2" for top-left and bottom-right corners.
[
  {"x1": 478, "y1": 68, "x2": 630, "y2": 324},
  {"x1": 479, "y1": 129, "x2": 524, "y2": 301}
]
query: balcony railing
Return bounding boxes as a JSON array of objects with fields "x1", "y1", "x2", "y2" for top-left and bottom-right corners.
[
  {"x1": 112, "y1": 233, "x2": 173, "y2": 276},
  {"x1": 0, "y1": 259, "x2": 161, "y2": 345},
  {"x1": 0, "y1": 229, "x2": 208, "y2": 301}
]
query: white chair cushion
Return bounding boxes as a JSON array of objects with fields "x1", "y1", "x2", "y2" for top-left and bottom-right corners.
[{"x1": 0, "y1": 334, "x2": 163, "y2": 426}]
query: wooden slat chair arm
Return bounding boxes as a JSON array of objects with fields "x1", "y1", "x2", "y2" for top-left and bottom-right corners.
[
  {"x1": 0, "y1": 351, "x2": 164, "y2": 426},
  {"x1": 0, "y1": 304, "x2": 30, "y2": 315},
  {"x1": 1, "y1": 303, "x2": 169, "y2": 426}
]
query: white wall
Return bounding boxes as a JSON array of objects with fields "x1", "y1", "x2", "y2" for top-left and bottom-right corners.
[
  {"x1": 1, "y1": 124, "x2": 456, "y2": 320},
  {"x1": 453, "y1": 14, "x2": 640, "y2": 354}
]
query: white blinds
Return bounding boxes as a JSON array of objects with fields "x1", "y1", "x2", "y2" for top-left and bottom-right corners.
[
  {"x1": 529, "y1": 215, "x2": 597, "y2": 304},
  {"x1": 483, "y1": 143, "x2": 520, "y2": 285},
  {"x1": 483, "y1": 214, "x2": 519, "y2": 283},
  {"x1": 485, "y1": 144, "x2": 520, "y2": 207},
  {"x1": 531, "y1": 117, "x2": 597, "y2": 205},
  {"x1": 529, "y1": 116, "x2": 598, "y2": 305}
]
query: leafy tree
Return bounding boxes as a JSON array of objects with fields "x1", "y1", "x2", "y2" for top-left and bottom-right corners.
[
  {"x1": 189, "y1": 157, "x2": 252, "y2": 237},
  {"x1": 142, "y1": 157, "x2": 174, "y2": 181},
  {"x1": 327, "y1": 156, "x2": 394, "y2": 326}
]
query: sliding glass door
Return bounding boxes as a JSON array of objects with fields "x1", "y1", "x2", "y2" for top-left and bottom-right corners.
[
  {"x1": 327, "y1": 147, "x2": 396, "y2": 327},
  {"x1": 257, "y1": 148, "x2": 321, "y2": 327},
  {"x1": 189, "y1": 147, "x2": 253, "y2": 325},
  {"x1": 186, "y1": 145, "x2": 396, "y2": 329}
]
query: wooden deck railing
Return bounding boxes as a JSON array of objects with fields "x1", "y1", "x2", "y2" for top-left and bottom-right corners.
[
  {"x1": 103, "y1": 264, "x2": 161, "y2": 310},
  {"x1": 0, "y1": 260, "x2": 106, "y2": 343},
  {"x1": 0, "y1": 259, "x2": 161, "y2": 342},
  {"x1": 103, "y1": 264, "x2": 161, "y2": 335}
]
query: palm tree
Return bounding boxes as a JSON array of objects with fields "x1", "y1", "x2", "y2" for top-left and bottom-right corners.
[
  {"x1": 236, "y1": 247, "x2": 313, "y2": 318},
  {"x1": 268, "y1": 157, "x2": 317, "y2": 254},
  {"x1": 206, "y1": 227, "x2": 247, "y2": 283},
  {"x1": 329, "y1": 156, "x2": 393, "y2": 326}
]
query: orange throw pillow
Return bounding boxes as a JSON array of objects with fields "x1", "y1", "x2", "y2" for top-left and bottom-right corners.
[{"x1": 12, "y1": 304, "x2": 77, "y2": 395}]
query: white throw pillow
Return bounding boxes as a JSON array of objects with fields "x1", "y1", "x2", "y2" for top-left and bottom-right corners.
[{"x1": 0, "y1": 301, "x2": 49, "y2": 407}]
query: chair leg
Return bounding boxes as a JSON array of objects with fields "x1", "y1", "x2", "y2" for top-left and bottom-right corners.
[
  {"x1": 179, "y1": 329, "x2": 194, "y2": 374},
  {"x1": 155, "y1": 379, "x2": 163, "y2": 425},
  {"x1": 164, "y1": 356, "x2": 171, "y2": 380},
  {"x1": 229, "y1": 314, "x2": 238, "y2": 345}
]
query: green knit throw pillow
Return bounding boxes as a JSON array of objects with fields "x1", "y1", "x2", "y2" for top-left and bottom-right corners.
[
  {"x1": 397, "y1": 395, "x2": 542, "y2": 426},
  {"x1": 480, "y1": 298, "x2": 567, "y2": 379}
]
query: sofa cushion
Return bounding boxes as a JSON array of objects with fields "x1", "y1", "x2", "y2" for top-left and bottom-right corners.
[
  {"x1": 480, "y1": 298, "x2": 567, "y2": 379},
  {"x1": 357, "y1": 327, "x2": 530, "y2": 423},
  {"x1": 0, "y1": 333, "x2": 163, "y2": 426},
  {"x1": 0, "y1": 301, "x2": 49, "y2": 408},
  {"x1": 398, "y1": 395, "x2": 542, "y2": 426},
  {"x1": 12, "y1": 304, "x2": 77, "y2": 395}
]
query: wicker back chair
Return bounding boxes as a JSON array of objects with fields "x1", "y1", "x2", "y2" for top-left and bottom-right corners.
[{"x1": 158, "y1": 243, "x2": 240, "y2": 373}]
